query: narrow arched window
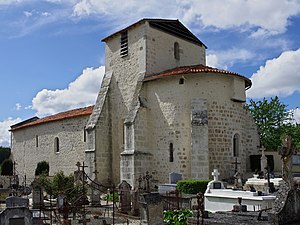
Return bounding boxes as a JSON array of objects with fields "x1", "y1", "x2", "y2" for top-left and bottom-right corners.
[
  {"x1": 36, "y1": 135, "x2": 39, "y2": 147},
  {"x1": 179, "y1": 77, "x2": 184, "y2": 85},
  {"x1": 169, "y1": 143, "x2": 174, "y2": 162},
  {"x1": 54, "y1": 137, "x2": 59, "y2": 153},
  {"x1": 83, "y1": 128, "x2": 86, "y2": 142},
  {"x1": 233, "y1": 133, "x2": 240, "y2": 157},
  {"x1": 174, "y1": 42, "x2": 180, "y2": 60}
]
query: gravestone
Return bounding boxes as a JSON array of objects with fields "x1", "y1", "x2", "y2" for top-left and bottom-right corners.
[
  {"x1": 31, "y1": 179, "x2": 44, "y2": 209},
  {"x1": 205, "y1": 169, "x2": 225, "y2": 193},
  {"x1": 118, "y1": 180, "x2": 132, "y2": 213},
  {"x1": 139, "y1": 192, "x2": 163, "y2": 225},
  {"x1": 131, "y1": 188, "x2": 140, "y2": 216},
  {"x1": 0, "y1": 207, "x2": 32, "y2": 225},
  {"x1": 6, "y1": 196, "x2": 29, "y2": 208},
  {"x1": 91, "y1": 189, "x2": 101, "y2": 206},
  {"x1": 169, "y1": 172, "x2": 182, "y2": 184},
  {"x1": 57, "y1": 194, "x2": 65, "y2": 211}
]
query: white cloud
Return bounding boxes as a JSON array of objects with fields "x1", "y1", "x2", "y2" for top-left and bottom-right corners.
[
  {"x1": 41, "y1": 12, "x2": 51, "y2": 17},
  {"x1": 72, "y1": 0, "x2": 300, "y2": 36},
  {"x1": 0, "y1": 117, "x2": 22, "y2": 147},
  {"x1": 0, "y1": 0, "x2": 22, "y2": 5},
  {"x1": 24, "y1": 11, "x2": 32, "y2": 17},
  {"x1": 32, "y1": 66, "x2": 105, "y2": 116},
  {"x1": 206, "y1": 48, "x2": 255, "y2": 70},
  {"x1": 4, "y1": 0, "x2": 300, "y2": 38},
  {"x1": 247, "y1": 49, "x2": 300, "y2": 98},
  {"x1": 182, "y1": 0, "x2": 300, "y2": 36},
  {"x1": 292, "y1": 108, "x2": 300, "y2": 124},
  {"x1": 15, "y1": 103, "x2": 21, "y2": 111},
  {"x1": 206, "y1": 54, "x2": 220, "y2": 68}
]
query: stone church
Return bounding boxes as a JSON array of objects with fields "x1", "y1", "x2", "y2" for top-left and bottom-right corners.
[{"x1": 11, "y1": 19, "x2": 259, "y2": 187}]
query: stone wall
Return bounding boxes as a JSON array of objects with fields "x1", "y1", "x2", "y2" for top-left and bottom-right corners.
[
  {"x1": 208, "y1": 101, "x2": 260, "y2": 178},
  {"x1": 137, "y1": 72, "x2": 259, "y2": 183},
  {"x1": 11, "y1": 116, "x2": 89, "y2": 181},
  {"x1": 146, "y1": 23, "x2": 206, "y2": 75}
]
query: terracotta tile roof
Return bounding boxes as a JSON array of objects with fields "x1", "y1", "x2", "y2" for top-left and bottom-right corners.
[
  {"x1": 10, "y1": 105, "x2": 94, "y2": 131},
  {"x1": 143, "y1": 64, "x2": 252, "y2": 88}
]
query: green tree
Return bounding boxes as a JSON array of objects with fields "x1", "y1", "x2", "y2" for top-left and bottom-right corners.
[
  {"x1": 38, "y1": 171, "x2": 84, "y2": 204},
  {"x1": 35, "y1": 161, "x2": 49, "y2": 176},
  {"x1": 1, "y1": 159, "x2": 13, "y2": 175},
  {"x1": 248, "y1": 96, "x2": 292, "y2": 150}
]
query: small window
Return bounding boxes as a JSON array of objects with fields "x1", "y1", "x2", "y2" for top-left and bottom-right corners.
[
  {"x1": 179, "y1": 77, "x2": 185, "y2": 85},
  {"x1": 83, "y1": 128, "x2": 86, "y2": 142},
  {"x1": 54, "y1": 137, "x2": 59, "y2": 153},
  {"x1": 36, "y1": 135, "x2": 38, "y2": 147},
  {"x1": 169, "y1": 143, "x2": 174, "y2": 162},
  {"x1": 120, "y1": 31, "x2": 128, "y2": 57},
  {"x1": 174, "y1": 42, "x2": 180, "y2": 60},
  {"x1": 233, "y1": 133, "x2": 240, "y2": 157}
]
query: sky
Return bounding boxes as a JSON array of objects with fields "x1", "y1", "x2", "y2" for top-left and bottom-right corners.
[{"x1": 0, "y1": 0, "x2": 300, "y2": 147}]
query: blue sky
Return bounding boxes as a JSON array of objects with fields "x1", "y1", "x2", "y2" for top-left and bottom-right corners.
[{"x1": 1, "y1": 0, "x2": 300, "y2": 146}]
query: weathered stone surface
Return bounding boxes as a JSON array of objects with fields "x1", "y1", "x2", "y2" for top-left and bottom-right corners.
[
  {"x1": 139, "y1": 192, "x2": 163, "y2": 225},
  {"x1": 0, "y1": 207, "x2": 32, "y2": 225},
  {"x1": 268, "y1": 187, "x2": 300, "y2": 225},
  {"x1": 11, "y1": 114, "x2": 90, "y2": 181}
]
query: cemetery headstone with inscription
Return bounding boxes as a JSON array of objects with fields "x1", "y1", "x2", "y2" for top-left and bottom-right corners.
[{"x1": 118, "y1": 180, "x2": 132, "y2": 213}]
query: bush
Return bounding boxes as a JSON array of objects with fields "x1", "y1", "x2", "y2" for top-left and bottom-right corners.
[
  {"x1": 103, "y1": 192, "x2": 119, "y2": 202},
  {"x1": 1, "y1": 159, "x2": 13, "y2": 176},
  {"x1": 35, "y1": 161, "x2": 49, "y2": 176},
  {"x1": 163, "y1": 208, "x2": 193, "y2": 225},
  {"x1": 38, "y1": 171, "x2": 84, "y2": 203},
  {"x1": 176, "y1": 180, "x2": 210, "y2": 194}
]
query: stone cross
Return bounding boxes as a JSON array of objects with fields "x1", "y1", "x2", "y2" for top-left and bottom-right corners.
[
  {"x1": 231, "y1": 158, "x2": 241, "y2": 174},
  {"x1": 212, "y1": 169, "x2": 220, "y2": 181},
  {"x1": 143, "y1": 171, "x2": 152, "y2": 192},
  {"x1": 137, "y1": 175, "x2": 143, "y2": 189}
]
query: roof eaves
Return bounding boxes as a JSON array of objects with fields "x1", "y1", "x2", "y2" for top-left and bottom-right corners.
[
  {"x1": 10, "y1": 106, "x2": 94, "y2": 131},
  {"x1": 143, "y1": 65, "x2": 251, "y2": 89}
]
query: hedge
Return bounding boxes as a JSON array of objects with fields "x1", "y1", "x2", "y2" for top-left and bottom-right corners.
[{"x1": 176, "y1": 180, "x2": 210, "y2": 194}]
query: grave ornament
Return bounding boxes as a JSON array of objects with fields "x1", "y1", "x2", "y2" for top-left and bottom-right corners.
[{"x1": 260, "y1": 146, "x2": 268, "y2": 178}]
